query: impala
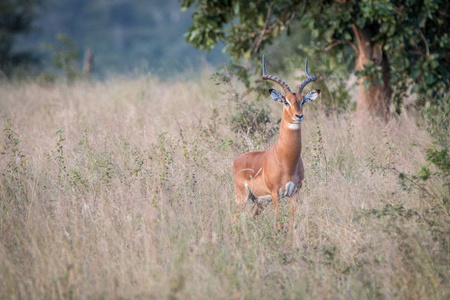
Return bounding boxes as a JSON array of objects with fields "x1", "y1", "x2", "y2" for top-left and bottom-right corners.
[{"x1": 233, "y1": 56, "x2": 320, "y2": 225}]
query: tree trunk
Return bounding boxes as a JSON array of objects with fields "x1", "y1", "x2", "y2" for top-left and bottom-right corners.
[{"x1": 352, "y1": 24, "x2": 392, "y2": 121}]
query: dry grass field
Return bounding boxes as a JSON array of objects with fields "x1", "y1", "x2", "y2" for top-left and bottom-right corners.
[{"x1": 0, "y1": 72, "x2": 448, "y2": 299}]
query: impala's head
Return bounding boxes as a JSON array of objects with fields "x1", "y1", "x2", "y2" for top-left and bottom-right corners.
[{"x1": 262, "y1": 56, "x2": 320, "y2": 129}]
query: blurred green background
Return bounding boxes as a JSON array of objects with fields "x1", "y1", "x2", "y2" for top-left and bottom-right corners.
[{"x1": 7, "y1": 0, "x2": 227, "y2": 78}]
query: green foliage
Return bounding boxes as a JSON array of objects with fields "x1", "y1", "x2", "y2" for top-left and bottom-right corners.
[
  {"x1": 422, "y1": 101, "x2": 450, "y2": 181},
  {"x1": 2, "y1": 119, "x2": 27, "y2": 177},
  {"x1": 2, "y1": 119, "x2": 20, "y2": 164},
  {"x1": 43, "y1": 34, "x2": 80, "y2": 81},
  {"x1": 301, "y1": 0, "x2": 450, "y2": 109},
  {"x1": 212, "y1": 61, "x2": 253, "y2": 91},
  {"x1": 15, "y1": 0, "x2": 226, "y2": 77},
  {"x1": 1, "y1": 119, "x2": 30, "y2": 207},
  {"x1": 296, "y1": 43, "x2": 354, "y2": 113},
  {"x1": 35, "y1": 71, "x2": 57, "y2": 86},
  {"x1": 181, "y1": 0, "x2": 301, "y2": 58},
  {"x1": 52, "y1": 127, "x2": 67, "y2": 175},
  {"x1": 0, "y1": 0, "x2": 39, "y2": 77},
  {"x1": 355, "y1": 61, "x2": 383, "y2": 90},
  {"x1": 397, "y1": 98, "x2": 449, "y2": 220},
  {"x1": 229, "y1": 102, "x2": 272, "y2": 136},
  {"x1": 183, "y1": 0, "x2": 450, "y2": 112},
  {"x1": 211, "y1": 65, "x2": 278, "y2": 145}
]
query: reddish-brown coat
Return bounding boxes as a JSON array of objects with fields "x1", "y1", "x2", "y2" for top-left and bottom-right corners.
[
  {"x1": 233, "y1": 92, "x2": 307, "y2": 222},
  {"x1": 233, "y1": 57, "x2": 319, "y2": 227}
]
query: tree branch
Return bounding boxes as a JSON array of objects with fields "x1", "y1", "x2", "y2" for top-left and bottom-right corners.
[
  {"x1": 346, "y1": 41, "x2": 359, "y2": 53},
  {"x1": 251, "y1": 5, "x2": 298, "y2": 54},
  {"x1": 323, "y1": 39, "x2": 358, "y2": 53},
  {"x1": 323, "y1": 40, "x2": 342, "y2": 51},
  {"x1": 417, "y1": 27, "x2": 430, "y2": 57},
  {"x1": 252, "y1": 3, "x2": 273, "y2": 54}
]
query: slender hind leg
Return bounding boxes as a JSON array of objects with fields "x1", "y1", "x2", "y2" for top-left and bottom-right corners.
[
  {"x1": 235, "y1": 182, "x2": 273, "y2": 219},
  {"x1": 242, "y1": 184, "x2": 265, "y2": 217},
  {"x1": 234, "y1": 180, "x2": 250, "y2": 209},
  {"x1": 233, "y1": 181, "x2": 247, "y2": 223},
  {"x1": 253, "y1": 194, "x2": 272, "y2": 217}
]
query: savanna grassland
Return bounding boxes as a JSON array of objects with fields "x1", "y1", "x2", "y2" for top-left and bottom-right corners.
[{"x1": 0, "y1": 71, "x2": 448, "y2": 299}]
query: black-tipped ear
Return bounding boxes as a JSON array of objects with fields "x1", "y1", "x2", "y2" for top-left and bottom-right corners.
[
  {"x1": 269, "y1": 89, "x2": 283, "y2": 103},
  {"x1": 301, "y1": 89, "x2": 320, "y2": 106}
]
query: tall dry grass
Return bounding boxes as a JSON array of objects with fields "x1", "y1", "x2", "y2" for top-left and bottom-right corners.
[{"x1": 0, "y1": 72, "x2": 448, "y2": 299}]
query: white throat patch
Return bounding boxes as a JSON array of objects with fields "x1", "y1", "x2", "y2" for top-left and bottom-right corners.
[{"x1": 288, "y1": 123, "x2": 301, "y2": 130}]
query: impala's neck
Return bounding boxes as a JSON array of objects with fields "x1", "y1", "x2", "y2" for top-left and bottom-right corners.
[{"x1": 275, "y1": 116, "x2": 302, "y2": 162}]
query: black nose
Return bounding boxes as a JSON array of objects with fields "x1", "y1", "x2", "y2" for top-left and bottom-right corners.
[
  {"x1": 316, "y1": 89, "x2": 321, "y2": 94},
  {"x1": 295, "y1": 114, "x2": 303, "y2": 119}
]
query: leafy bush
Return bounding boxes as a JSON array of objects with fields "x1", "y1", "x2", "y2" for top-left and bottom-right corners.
[
  {"x1": 211, "y1": 65, "x2": 278, "y2": 146},
  {"x1": 398, "y1": 99, "x2": 449, "y2": 197},
  {"x1": 228, "y1": 102, "x2": 271, "y2": 136},
  {"x1": 44, "y1": 34, "x2": 81, "y2": 82},
  {"x1": 296, "y1": 44, "x2": 354, "y2": 114}
]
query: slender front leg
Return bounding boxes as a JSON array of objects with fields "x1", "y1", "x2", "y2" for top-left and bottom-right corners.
[
  {"x1": 289, "y1": 195, "x2": 299, "y2": 231},
  {"x1": 272, "y1": 191, "x2": 281, "y2": 229}
]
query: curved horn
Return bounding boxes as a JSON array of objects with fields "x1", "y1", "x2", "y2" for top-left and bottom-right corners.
[
  {"x1": 297, "y1": 57, "x2": 317, "y2": 94},
  {"x1": 262, "y1": 56, "x2": 291, "y2": 94}
]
